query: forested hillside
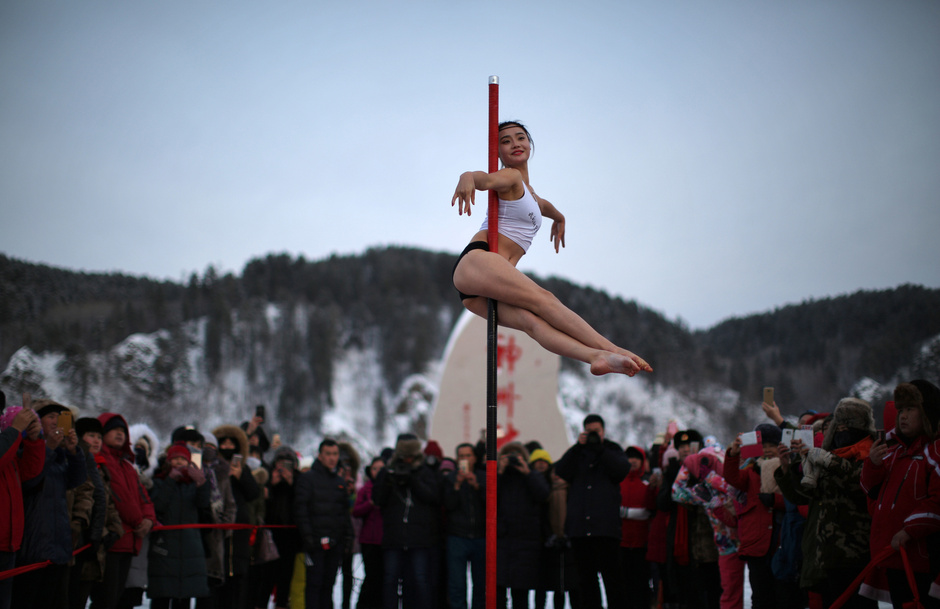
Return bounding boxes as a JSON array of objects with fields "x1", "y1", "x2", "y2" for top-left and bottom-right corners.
[{"x1": 2, "y1": 250, "x2": 938, "y2": 422}]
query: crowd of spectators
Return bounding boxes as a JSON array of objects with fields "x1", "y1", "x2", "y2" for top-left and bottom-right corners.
[{"x1": 0, "y1": 379, "x2": 938, "y2": 609}]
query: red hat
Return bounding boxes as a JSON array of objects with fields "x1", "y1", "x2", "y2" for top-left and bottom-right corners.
[
  {"x1": 166, "y1": 443, "x2": 192, "y2": 463},
  {"x1": 423, "y1": 440, "x2": 443, "y2": 459}
]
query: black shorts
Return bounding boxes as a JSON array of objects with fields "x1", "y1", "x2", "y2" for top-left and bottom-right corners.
[{"x1": 452, "y1": 241, "x2": 490, "y2": 301}]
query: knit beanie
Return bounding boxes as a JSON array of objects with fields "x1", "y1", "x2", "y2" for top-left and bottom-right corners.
[
  {"x1": 166, "y1": 443, "x2": 192, "y2": 463},
  {"x1": 76, "y1": 417, "x2": 104, "y2": 438},
  {"x1": 755, "y1": 423, "x2": 782, "y2": 446},
  {"x1": 423, "y1": 440, "x2": 444, "y2": 459},
  {"x1": 102, "y1": 416, "x2": 128, "y2": 435},
  {"x1": 528, "y1": 448, "x2": 553, "y2": 464}
]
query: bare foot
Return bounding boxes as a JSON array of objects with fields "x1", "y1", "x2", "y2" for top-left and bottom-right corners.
[
  {"x1": 591, "y1": 352, "x2": 641, "y2": 377},
  {"x1": 609, "y1": 347, "x2": 653, "y2": 373}
]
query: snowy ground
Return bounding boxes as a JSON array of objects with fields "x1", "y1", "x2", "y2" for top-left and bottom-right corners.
[{"x1": 133, "y1": 557, "x2": 891, "y2": 609}]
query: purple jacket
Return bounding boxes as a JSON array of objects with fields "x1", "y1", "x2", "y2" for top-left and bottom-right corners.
[{"x1": 352, "y1": 479, "x2": 383, "y2": 545}]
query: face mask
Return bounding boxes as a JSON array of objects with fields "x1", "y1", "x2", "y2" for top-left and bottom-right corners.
[
  {"x1": 219, "y1": 448, "x2": 237, "y2": 462},
  {"x1": 832, "y1": 428, "x2": 867, "y2": 449},
  {"x1": 246, "y1": 457, "x2": 261, "y2": 471}
]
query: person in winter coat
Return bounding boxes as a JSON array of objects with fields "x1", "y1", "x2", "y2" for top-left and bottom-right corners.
[
  {"x1": 774, "y1": 397, "x2": 877, "y2": 609},
  {"x1": 619, "y1": 445, "x2": 656, "y2": 609},
  {"x1": 254, "y1": 446, "x2": 301, "y2": 609},
  {"x1": 211, "y1": 423, "x2": 261, "y2": 609},
  {"x1": 67, "y1": 417, "x2": 111, "y2": 609},
  {"x1": 294, "y1": 438, "x2": 354, "y2": 609},
  {"x1": 861, "y1": 380, "x2": 940, "y2": 609},
  {"x1": 672, "y1": 448, "x2": 743, "y2": 609},
  {"x1": 443, "y1": 442, "x2": 486, "y2": 609},
  {"x1": 196, "y1": 440, "x2": 237, "y2": 608},
  {"x1": 725, "y1": 423, "x2": 790, "y2": 609},
  {"x1": 338, "y1": 441, "x2": 362, "y2": 609},
  {"x1": 372, "y1": 433, "x2": 442, "y2": 609},
  {"x1": 496, "y1": 442, "x2": 550, "y2": 609},
  {"x1": 89, "y1": 413, "x2": 157, "y2": 609},
  {"x1": 0, "y1": 401, "x2": 44, "y2": 609},
  {"x1": 12, "y1": 399, "x2": 87, "y2": 609},
  {"x1": 148, "y1": 443, "x2": 210, "y2": 608},
  {"x1": 353, "y1": 457, "x2": 385, "y2": 609}
]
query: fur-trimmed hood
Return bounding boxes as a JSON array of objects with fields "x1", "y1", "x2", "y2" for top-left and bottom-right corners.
[
  {"x1": 337, "y1": 441, "x2": 361, "y2": 477},
  {"x1": 211, "y1": 424, "x2": 250, "y2": 460},
  {"x1": 129, "y1": 422, "x2": 161, "y2": 471}
]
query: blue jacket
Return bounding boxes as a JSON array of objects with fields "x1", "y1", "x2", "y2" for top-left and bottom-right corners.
[{"x1": 20, "y1": 446, "x2": 87, "y2": 564}]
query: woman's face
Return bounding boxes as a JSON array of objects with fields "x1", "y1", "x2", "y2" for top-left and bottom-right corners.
[
  {"x1": 498, "y1": 126, "x2": 531, "y2": 166},
  {"x1": 369, "y1": 459, "x2": 384, "y2": 479},
  {"x1": 83, "y1": 432, "x2": 102, "y2": 454}
]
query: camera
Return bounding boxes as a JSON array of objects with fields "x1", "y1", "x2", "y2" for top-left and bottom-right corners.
[
  {"x1": 586, "y1": 430, "x2": 602, "y2": 445},
  {"x1": 388, "y1": 459, "x2": 413, "y2": 485},
  {"x1": 507, "y1": 454, "x2": 522, "y2": 467}
]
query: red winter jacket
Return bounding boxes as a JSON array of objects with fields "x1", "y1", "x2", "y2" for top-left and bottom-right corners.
[
  {"x1": 860, "y1": 430, "x2": 934, "y2": 572},
  {"x1": 620, "y1": 446, "x2": 655, "y2": 548},
  {"x1": 904, "y1": 439, "x2": 940, "y2": 540},
  {"x1": 97, "y1": 413, "x2": 157, "y2": 555},
  {"x1": 0, "y1": 428, "x2": 45, "y2": 552},
  {"x1": 723, "y1": 450, "x2": 783, "y2": 558}
]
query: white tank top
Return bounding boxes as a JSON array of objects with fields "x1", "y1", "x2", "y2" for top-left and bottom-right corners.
[{"x1": 478, "y1": 184, "x2": 543, "y2": 252}]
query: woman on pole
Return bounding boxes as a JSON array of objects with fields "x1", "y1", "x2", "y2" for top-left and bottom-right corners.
[{"x1": 451, "y1": 121, "x2": 653, "y2": 377}]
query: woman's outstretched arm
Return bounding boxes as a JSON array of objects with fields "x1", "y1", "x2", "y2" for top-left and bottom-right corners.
[
  {"x1": 534, "y1": 195, "x2": 565, "y2": 253},
  {"x1": 451, "y1": 168, "x2": 523, "y2": 216}
]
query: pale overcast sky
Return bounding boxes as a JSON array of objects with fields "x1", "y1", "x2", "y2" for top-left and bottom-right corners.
[{"x1": 2, "y1": 1, "x2": 938, "y2": 329}]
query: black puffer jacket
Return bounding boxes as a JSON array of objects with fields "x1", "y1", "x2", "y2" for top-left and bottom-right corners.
[
  {"x1": 443, "y1": 465, "x2": 486, "y2": 539},
  {"x1": 293, "y1": 459, "x2": 352, "y2": 553},
  {"x1": 373, "y1": 455, "x2": 442, "y2": 549},
  {"x1": 554, "y1": 438, "x2": 630, "y2": 540}
]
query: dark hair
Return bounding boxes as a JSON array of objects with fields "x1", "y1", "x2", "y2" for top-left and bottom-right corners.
[
  {"x1": 318, "y1": 438, "x2": 338, "y2": 453},
  {"x1": 455, "y1": 442, "x2": 475, "y2": 456},
  {"x1": 365, "y1": 456, "x2": 384, "y2": 480},
  {"x1": 498, "y1": 120, "x2": 534, "y2": 154},
  {"x1": 583, "y1": 414, "x2": 605, "y2": 429}
]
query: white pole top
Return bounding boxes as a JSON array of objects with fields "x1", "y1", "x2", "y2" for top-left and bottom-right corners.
[{"x1": 489, "y1": 75, "x2": 499, "y2": 85}]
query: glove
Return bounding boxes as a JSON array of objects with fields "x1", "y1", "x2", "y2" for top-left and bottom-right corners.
[
  {"x1": 168, "y1": 467, "x2": 184, "y2": 481},
  {"x1": 806, "y1": 447, "x2": 833, "y2": 469},
  {"x1": 189, "y1": 464, "x2": 206, "y2": 487}
]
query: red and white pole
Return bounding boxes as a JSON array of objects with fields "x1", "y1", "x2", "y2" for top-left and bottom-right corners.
[{"x1": 485, "y1": 74, "x2": 499, "y2": 609}]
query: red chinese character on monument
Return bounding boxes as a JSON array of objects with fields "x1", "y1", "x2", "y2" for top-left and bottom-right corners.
[
  {"x1": 497, "y1": 334, "x2": 523, "y2": 374},
  {"x1": 495, "y1": 382, "x2": 521, "y2": 450}
]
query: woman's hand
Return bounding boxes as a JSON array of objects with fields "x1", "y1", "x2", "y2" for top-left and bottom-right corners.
[
  {"x1": 452, "y1": 172, "x2": 478, "y2": 216},
  {"x1": 869, "y1": 438, "x2": 888, "y2": 467},
  {"x1": 778, "y1": 443, "x2": 790, "y2": 472},
  {"x1": 550, "y1": 216, "x2": 566, "y2": 253},
  {"x1": 729, "y1": 434, "x2": 742, "y2": 457}
]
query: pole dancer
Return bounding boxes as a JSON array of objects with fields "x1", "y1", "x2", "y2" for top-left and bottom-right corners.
[{"x1": 450, "y1": 125, "x2": 653, "y2": 378}]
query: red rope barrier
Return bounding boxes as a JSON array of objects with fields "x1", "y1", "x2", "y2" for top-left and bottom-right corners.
[
  {"x1": 828, "y1": 545, "x2": 919, "y2": 609},
  {"x1": 0, "y1": 524, "x2": 297, "y2": 581}
]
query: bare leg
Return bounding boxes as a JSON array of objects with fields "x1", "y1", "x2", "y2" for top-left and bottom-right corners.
[
  {"x1": 454, "y1": 250, "x2": 651, "y2": 370},
  {"x1": 462, "y1": 293, "x2": 648, "y2": 377}
]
